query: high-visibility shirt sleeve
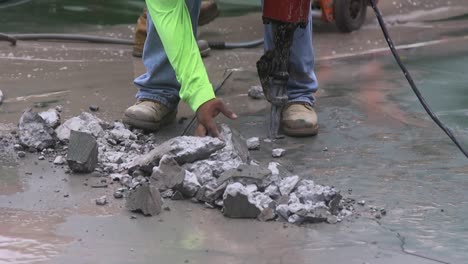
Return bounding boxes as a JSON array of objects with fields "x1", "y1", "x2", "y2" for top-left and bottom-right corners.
[{"x1": 146, "y1": 0, "x2": 215, "y2": 112}]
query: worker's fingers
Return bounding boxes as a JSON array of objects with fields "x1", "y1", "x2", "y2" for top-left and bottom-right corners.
[
  {"x1": 195, "y1": 123, "x2": 207, "y2": 137},
  {"x1": 205, "y1": 119, "x2": 220, "y2": 138},
  {"x1": 217, "y1": 101, "x2": 238, "y2": 120}
]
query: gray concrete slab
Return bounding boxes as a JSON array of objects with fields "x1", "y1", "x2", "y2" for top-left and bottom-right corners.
[{"x1": 1, "y1": 2, "x2": 468, "y2": 264}]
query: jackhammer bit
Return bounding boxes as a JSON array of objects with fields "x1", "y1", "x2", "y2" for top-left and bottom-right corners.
[{"x1": 257, "y1": 23, "x2": 298, "y2": 139}]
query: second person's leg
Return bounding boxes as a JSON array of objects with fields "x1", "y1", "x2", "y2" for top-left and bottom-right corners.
[{"x1": 263, "y1": 7, "x2": 319, "y2": 136}]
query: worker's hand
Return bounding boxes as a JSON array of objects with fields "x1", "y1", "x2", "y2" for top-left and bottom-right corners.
[{"x1": 195, "y1": 98, "x2": 237, "y2": 138}]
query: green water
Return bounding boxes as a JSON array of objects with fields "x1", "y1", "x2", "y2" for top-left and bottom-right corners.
[{"x1": 0, "y1": 0, "x2": 260, "y2": 33}]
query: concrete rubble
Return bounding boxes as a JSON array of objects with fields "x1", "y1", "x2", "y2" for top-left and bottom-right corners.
[
  {"x1": 272, "y1": 148, "x2": 286, "y2": 158},
  {"x1": 0, "y1": 89, "x2": 3, "y2": 104},
  {"x1": 55, "y1": 112, "x2": 105, "y2": 141},
  {"x1": 18, "y1": 109, "x2": 57, "y2": 150},
  {"x1": 39, "y1": 108, "x2": 61, "y2": 129},
  {"x1": 125, "y1": 182, "x2": 163, "y2": 216},
  {"x1": 10, "y1": 110, "x2": 364, "y2": 225},
  {"x1": 67, "y1": 130, "x2": 98, "y2": 173},
  {"x1": 53, "y1": 155, "x2": 66, "y2": 165},
  {"x1": 246, "y1": 137, "x2": 260, "y2": 150},
  {"x1": 247, "y1": 85, "x2": 265, "y2": 99}
]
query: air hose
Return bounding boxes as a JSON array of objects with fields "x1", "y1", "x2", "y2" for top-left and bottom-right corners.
[
  {"x1": 0, "y1": 32, "x2": 263, "y2": 49},
  {"x1": 369, "y1": 0, "x2": 468, "y2": 159}
]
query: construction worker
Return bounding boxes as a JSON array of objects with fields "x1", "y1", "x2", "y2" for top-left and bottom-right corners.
[{"x1": 123, "y1": 0, "x2": 318, "y2": 137}]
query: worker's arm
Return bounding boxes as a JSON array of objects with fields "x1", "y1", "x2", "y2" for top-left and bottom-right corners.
[{"x1": 146, "y1": 0, "x2": 236, "y2": 137}]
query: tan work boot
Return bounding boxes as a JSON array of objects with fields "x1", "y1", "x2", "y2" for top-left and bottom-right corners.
[
  {"x1": 123, "y1": 100, "x2": 177, "y2": 131},
  {"x1": 281, "y1": 103, "x2": 319, "y2": 137},
  {"x1": 199, "y1": 0, "x2": 220, "y2": 26},
  {"x1": 132, "y1": 10, "x2": 147, "y2": 58}
]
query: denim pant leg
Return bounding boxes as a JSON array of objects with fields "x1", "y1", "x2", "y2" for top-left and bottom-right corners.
[
  {"x1": 264, "y1": 10, "x2": 318, "y2": 106},
  {"x1": 134, "y1": 0, "x2": 202, "y2": 110}
]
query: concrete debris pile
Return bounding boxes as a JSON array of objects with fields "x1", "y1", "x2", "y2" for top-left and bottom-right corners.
[{"x1": 12, "y1": 109, "x2": 360, "y2": 224}]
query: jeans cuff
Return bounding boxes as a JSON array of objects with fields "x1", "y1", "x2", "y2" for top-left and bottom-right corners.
[{"x1": 288, "y1": 96, "x2": 315, "y2": 107}]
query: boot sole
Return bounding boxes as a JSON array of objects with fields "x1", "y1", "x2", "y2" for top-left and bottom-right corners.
[
  {"x1": 123, "y1": 111, "x2": 177, "y2": 132},
  {"x1": 281, "y1": 124, "x2": 319, "y2": 137}
]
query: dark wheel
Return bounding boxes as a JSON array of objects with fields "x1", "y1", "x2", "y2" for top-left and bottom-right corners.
[{"x1": 334, "y1": 0, "x2": 367, "y2": 33}]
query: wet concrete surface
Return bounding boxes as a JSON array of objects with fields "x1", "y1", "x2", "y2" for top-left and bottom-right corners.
[{"x1": 2, "y1": 1, "x2": 468, "y2": 263}]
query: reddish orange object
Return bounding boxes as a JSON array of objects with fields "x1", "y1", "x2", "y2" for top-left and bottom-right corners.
[
  {"x1": 318, "y1": 0, "x2": 335, "y2": 22},
  {"x1": 262, "y1": 0, "x2": 311, "y2": 24}
]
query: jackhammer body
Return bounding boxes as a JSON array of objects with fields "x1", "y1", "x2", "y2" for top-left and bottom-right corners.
[{"x1": 257, "y1": 0, "x2": 311, "y2": 138}]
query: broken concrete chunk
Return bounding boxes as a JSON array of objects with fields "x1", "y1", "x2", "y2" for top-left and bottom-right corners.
[
  {"x1": 171, "y1": 190, "x2": 184, "y2": 200},
  {"x1": 245, "y1": 184, "x2": 258, "y2": 193},
  {"x1": 39, "y1": 108, "x2": 61, "y2": 129},
  {"x1": 109, "y1": 122, "x2": 136, "y2": 142},
  {"x1": 248, "y1": 85, "x2": 265, "y2": 99},
  {"x1": 89, "y1": 105, "x2": 99, "y2": 112},
  {"x1": 95, "y1": 196, "x2": 107, "y2": 205},
  {"x1": 222, "y1": 183, "x2": 260, "y2": 218},
  {"x1": 110, "y1": 173, "x2": 124, "y2": 181},
  {"x1": 17, "y1": 151, "x2": 26, "y2": 158},
  {"x1": 219, "y1": 124, "x2": 250, "y2": 164},
  {"x1": 268, "y1": 162, "x2": 280, "y2": 176},
  {"x1": 161, "y1": 189, "x2": 174, "y2": 199},
  {"x1": 180, "y1": 170, "x2": 201, "y2": 198},
  {"x1": 328, "y1": 193, "x2": 342, "y2": 215},
  {"x1": 246, "y1": 137, "x2": 260, "y2": 150},
  {"x1": 288, "y1": 214, "x2": 304, "y2": 224},
  {"x1": 250, "y1": 192, "x2": 274, "y2": 211},
  {"x1": 55, "y1": 112, "x2": 104, "y2": 141},
  {"x1": 125, "y1": 182, "x2": 162, "y2": 216},
  {"x1": 14, "y1": 144, "x2": 23, "y2": 151},
  {"x1": 297, "y1": 205, "x2": 330, "y2": 223},
  {"x1": 258, "y1": 207, "x2": 276, "y2": 221},
  {"x1": 272, "y1": 148, "x2": 286, "y2": 158},
  {"x1": 276, "y1": 204, "x2": 290, "y2": 221},
  {"x1": 66, "y1": 130, "x2": 98, "y2": 173},
  {"x1": 129, "y1": 136, "x2": 225, "y2": 173},
  {"x1": 113, "y1": 191, "x2": 124, "y2": 199},
  {"x1": 217, "y1": 164, "x2": 272, "y2": 188},
  {"x1": 327, "y1": 215, "x2": 338, "y2": 224},
  {"x1": 190, "y1": 161, "x2": 216, "y2": 186},
  {"x1": 278, "y1": 175, "x2": 300, "y2": 196},
  {"x1": 264, "y1": 184, "x2": 280, "y2": 199},
  {"x1": 53, "y1": 155, "x2": 65, "y2": 165},
  {"x1": 296, "y1": 180, "x2": 338, "y2": 205},
  {"x1": 18, "y1": 109, "x2": 57, "y2": 150},
  {"x1": 150, "y1": 155, "x2": 185, "y2": 191}
]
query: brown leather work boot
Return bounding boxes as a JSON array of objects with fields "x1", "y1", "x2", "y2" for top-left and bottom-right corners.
[
  {"x1": 199, "y1": 0, "x2": 220, "y2": 26},
  {"x1": 132, "y1": 9, "x2": 147, "y2": 58},
  {"x1": 281, "y1": 103, "x2": 319, "y2": 137}
]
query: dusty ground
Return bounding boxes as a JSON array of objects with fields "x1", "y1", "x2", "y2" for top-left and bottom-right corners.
[{"x1": 1, "y1": 1, "x2": 468, "y2": 263}]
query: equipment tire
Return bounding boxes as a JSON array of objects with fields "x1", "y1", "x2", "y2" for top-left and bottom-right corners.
[{"x1": 334, "y1": 0, "x2": 367, "y2": 33}]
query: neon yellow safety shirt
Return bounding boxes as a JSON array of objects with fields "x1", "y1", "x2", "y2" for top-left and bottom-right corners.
[{"x1": 146, "y1": 0, "x2": 215, "y2": 112}]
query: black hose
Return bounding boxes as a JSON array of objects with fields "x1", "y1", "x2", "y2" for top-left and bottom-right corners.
[
  {"x1": 11, "y1": 33, "x2": 133, "y2": 45},
  {"x1": 209, "y1": 38, "x2": 264, "y2": 49},
  {"x1": 0, "y1": 33, "x2": 16, "y2": 45},
  {"x1": 0, "y1": 32, "x2": 264, "y2": 49},
  {"x1": 369, "y1": 0, "x2": 468, "y2": 159}
]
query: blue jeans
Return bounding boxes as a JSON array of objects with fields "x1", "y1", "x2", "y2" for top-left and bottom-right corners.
[{"x1": 134, "y1": 0, "x2": 318, "y2": 110}]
